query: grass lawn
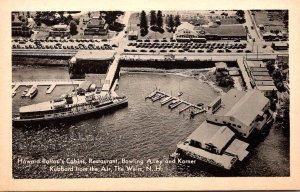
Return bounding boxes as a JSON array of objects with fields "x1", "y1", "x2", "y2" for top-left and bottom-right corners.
[
  {"x1": 126, "y1": 12, "x2": 175, "y2": 39},
  {"x1": 252, "y1": 10, "x2": 287, "y2": 32}
]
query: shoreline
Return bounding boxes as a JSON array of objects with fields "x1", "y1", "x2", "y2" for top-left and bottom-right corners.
[{"x1": 120, "y1": 67, "x2": 225, "y2": 94}]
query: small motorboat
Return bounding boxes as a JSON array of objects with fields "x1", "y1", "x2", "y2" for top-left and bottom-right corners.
[
  {"x1": 178, "y1": 91, "x2": 183, "y2": 97},
  {"x1": 197, "y1": 103, "x2": 204, "y2": 107},
  {"x1": 21, "y1": 89, "x2": 29, "y2": 97},
  {"x1": 29, "y1": 86, "x2": 38, "y2": 99}
]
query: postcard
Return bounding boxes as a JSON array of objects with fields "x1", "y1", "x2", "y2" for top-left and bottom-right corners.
[{"x1": 1, "y1": 0, "x2": 300, "y2": 191}]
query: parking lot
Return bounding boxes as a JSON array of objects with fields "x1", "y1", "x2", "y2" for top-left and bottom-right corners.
[
  {"x1": 11, "y1": 38, "x2": 114, "y2": 50},
  {"x1": 124, "y1": 39, "x2": 250, "y2": 54}
]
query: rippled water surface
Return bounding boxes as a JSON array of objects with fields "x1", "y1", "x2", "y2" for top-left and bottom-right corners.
[{"x1": 12, "y1": 67, "x2": 289, "y2": 178}]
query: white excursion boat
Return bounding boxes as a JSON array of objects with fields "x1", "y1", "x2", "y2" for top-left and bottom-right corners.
[{"x1": 13, "y1": 91, "x2": 128, "y2": 125}]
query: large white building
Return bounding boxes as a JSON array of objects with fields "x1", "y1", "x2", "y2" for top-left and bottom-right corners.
[{"x1": 206, "y1": 89, "x2": 270, "y2": 138}]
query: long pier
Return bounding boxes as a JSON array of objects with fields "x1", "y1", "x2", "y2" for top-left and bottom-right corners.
[
  {"x1": 146, "y1": 90, "x2": 206, "y2": 116},
  {"x1": 12, "y1": 79, "x2": 84, "y2": 96},
  {"x1": 102, "y1": 54, "x2": 119, "y2": 92}
]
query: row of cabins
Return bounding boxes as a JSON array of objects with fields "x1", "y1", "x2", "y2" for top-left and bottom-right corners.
[
  {"x1": 244, "y1": 60, "x2": 277, "y2": 97},
  {"x1": 177, "y1": 89, "x2": 271, "y2": 170}
]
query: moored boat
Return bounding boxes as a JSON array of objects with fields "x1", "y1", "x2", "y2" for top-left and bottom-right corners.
[
  {"x1": 13, "y1": 91, "x2": 128, "y2": 126},
  {"x1": 21, "y1": 89, "x2": 29, "y2": 97},
  {"x1": 29, "y1": 86, "x2": 38, "y2": 99}
]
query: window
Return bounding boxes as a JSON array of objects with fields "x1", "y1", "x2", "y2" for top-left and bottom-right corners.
[
  {"x1": 233, "y1": 124, "x2": 236, "y2": 127},
  {"x1": 237, "y1": 125, "x2": 241, "y2": 128}
]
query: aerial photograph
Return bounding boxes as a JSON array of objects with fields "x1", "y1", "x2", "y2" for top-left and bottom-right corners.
[{"x1": 11, "y1": 10, "x2": 289, "y2": 178}]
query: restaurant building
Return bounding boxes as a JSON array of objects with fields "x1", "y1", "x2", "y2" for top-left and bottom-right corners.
[{"x1": 84, "y1": 17, "x2": 108, "y2": 36}]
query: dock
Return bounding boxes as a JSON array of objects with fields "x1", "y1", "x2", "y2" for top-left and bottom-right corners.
[
  {"x1": 12, "y1": 79, "x2": 84, "y2": 95},
  {"x1": 145, "y1": 89, "x2": 207, "y2": 116},
  {"x1": 102, "y1": 54, "x2": 119, "y2": 92}
]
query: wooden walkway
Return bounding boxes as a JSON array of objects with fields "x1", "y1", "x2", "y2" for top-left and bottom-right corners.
[
  {"x1": 12, "y1": 79, "x2": 84, "y2": 96},
  {"x1": 145, "y1": 89, "x2": 206, "y2": 116}
]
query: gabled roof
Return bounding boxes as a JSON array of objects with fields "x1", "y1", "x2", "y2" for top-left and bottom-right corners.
[
  {"x1": 208, "y1": 126, "x2": 235, "y2": 151},
  {"x1": 176, "y1": 22, "x2": 195, "y2": 32},
  {"x1": 225, "y1": 90, "x2": 269, "y2": 126}
]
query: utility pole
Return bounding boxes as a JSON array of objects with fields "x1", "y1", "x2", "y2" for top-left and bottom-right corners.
[{"x1": 257, "y1": 44, "x2": 258, "y2": 59}]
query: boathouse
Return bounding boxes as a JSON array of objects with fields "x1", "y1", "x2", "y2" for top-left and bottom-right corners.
[
  {"x1": 206, "y1": 89, "x2": 270, "y2": 138},
  {"x1": 69, "y1": 50, "x2": 116, "y2": 78}
]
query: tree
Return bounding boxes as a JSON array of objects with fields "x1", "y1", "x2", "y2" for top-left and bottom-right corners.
[
  {"x1": 236, "y1": 10, "x2": 245, "y2": 17},
  {"x1": 150, "y1": 10, "x2": 156, "y2": 26},
  {"x1": 157, "y1": 10, "x2": 163, "y2": 28},
  {"x1": 283, "y1": 10, "x2": 288, "y2": 29},
  {"x1": 69, "y1": 20, "x2": 78, "y2": 35},
  {"x1": 266, "y1": 61, "x2": 275, "y2": 74},
  {"x1": 27, "y1": 11, "x2": 30, "y2": 18},
  {"x1": 174, "y1": 15, "x2": 181, "y2": 27},
  {"x1": 88, "y1": 12, "x2": 91, "y2": 18},
  {"x1": 140, "y1": 10, "x2": 148, "y2": 30},
  {"x1": 168, "y1": 15, "x2": 175, "y2": 31}
]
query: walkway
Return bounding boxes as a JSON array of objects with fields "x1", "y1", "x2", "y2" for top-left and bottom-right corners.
[{"x1": 12, "y1": 79, "x2": 84, "y2": 94}]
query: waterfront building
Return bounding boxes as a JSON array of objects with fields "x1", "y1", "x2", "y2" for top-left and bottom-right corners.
[
  {"x1": 49, "y1": 24, "x2": 70, "y2": 37},
  {"x1": 84, "y1": 17, "x2": 108, "y2": 36},
  {"x1": 177, "y1": 89, "x2": 272, "y2": 170},
  {"x1": 206, "y1": 89, "x2": 270, "y2": 138},
  {"x1": 69, "y1": 50, "x2": 116, "y2": 78}
]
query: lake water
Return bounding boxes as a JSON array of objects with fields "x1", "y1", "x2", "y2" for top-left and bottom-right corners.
[{"x1": 12, "y1": 67, "x2": 289, "y2": 178}]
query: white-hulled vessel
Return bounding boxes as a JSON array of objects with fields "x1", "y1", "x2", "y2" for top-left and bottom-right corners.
[{"x1": 13, "y1": 91, "x2": 128, "y2": 125}]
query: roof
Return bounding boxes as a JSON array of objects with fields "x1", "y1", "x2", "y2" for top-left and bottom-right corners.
[
  {"x1": 78, "y1": 80, "x2": 92, "y2": 90},
  {"x1": 255, "y1": 81, "x2": 275, "y2": 86},
  {"x1": 87, "y1": 18, "x2": 105, "y2": 28},
  {"x1": 215, "y1": 62, "x2": 227, "y2": 68},
  {"x1": 53, "y1": 24, "x2": 68, "y2": 29},
  {"x1": 208, "y1": 126, "x2": 235, "y2": 151},
  {"x1": 212, "y1": 89, "x2": 246, "y2": 115},
  {"x1": 75, "y1": 50, "x2": 116, "y2": 60},
  {"x1": 225, "y1": 89, "x2": 269, "y2": 126},
  {"x1": 225, "y1": 139, "x2": 249, "y2": 161},
  {"x1": 253, "y1": 76, "x2": 273, "y2": 81},
  {"x1": 128, "y1": 31, "x2": 138, "y2": 36},
  {"x1": 188, "y1": 121, "x2": 222, "y2": 144},
  {"x1": 251, "y1": 71, "x2": 270, "y2": 76},
  {"x1": 195, "y1": 25, "x2": 247, "y2": 37},
  {"x1": 250, "y1": 67, "x2": 269, "y2": 72},
  {"x1": 188, "y1": 121, "x2": 235, "y2": 151},
  {"x1": 257, "y1": 86, "x2": 277, "y2": 91},
  {"x1": 176, "y1": 22, "x2": 195, "y2": 32},
  {"x1": 274, "y1": 42, "x2": 288, "y2": 47}
]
